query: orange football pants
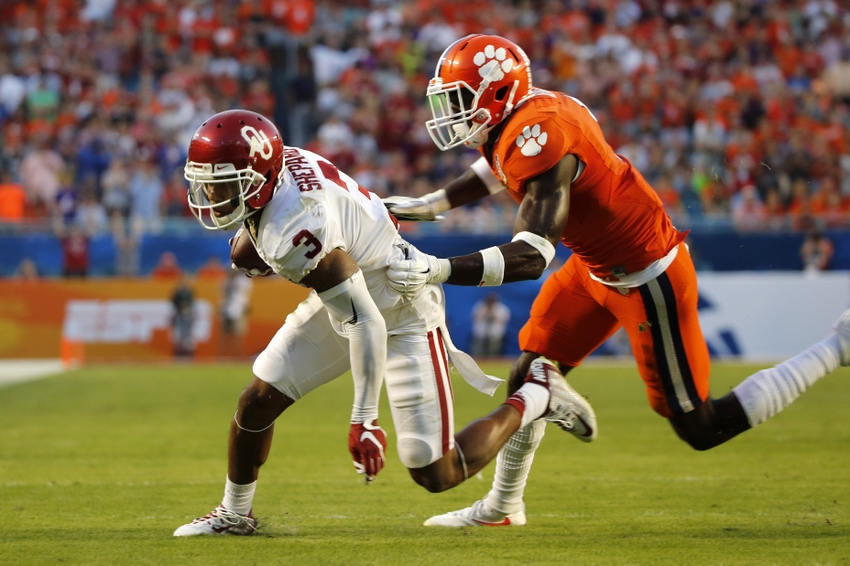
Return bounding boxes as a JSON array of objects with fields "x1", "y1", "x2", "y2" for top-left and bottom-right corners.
[{"x1": 519, "y1": 243, "x2": 710, "y2": 418}]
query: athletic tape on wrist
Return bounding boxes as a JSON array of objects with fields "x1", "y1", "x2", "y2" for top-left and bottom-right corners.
[
  {"x1": 422, "y1": 188, "x2": 451, "y2": 214},
  {"x1": 428, "y1": 257, "x2": 452, "y2": 284},
  {"x1": 470, "y1": 156, "x2": 506, "y2": 195},
  {"x1": 479, "y1": 246, "x2": 505, "y2": 287},
  {"x1": 512, "y1": 231, "x2": 556, "y2": 268}
]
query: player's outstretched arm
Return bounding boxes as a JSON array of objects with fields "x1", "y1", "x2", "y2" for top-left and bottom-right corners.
[
  {"x1": 387, "y1": 155, "x2": 576, "y2": 292},
  {"x1": 382, "y1": 157, "x2": 504, "y2": 221},
  {"x1": 300, "y1": 249, "x2": 389, "y2": 483}
]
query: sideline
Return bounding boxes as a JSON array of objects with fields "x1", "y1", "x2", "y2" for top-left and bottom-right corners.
[{"x1": 0, "y1": 359, "x2": 66, "y2": 388}]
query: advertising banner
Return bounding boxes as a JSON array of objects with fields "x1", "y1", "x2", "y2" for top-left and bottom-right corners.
[
  {"x1": 695, "y1": 272, "x2": 850, "y2": 359},
  {"x1": 2, "y1": 272, "x2": 848, "y2": 363},
  {"x1": 0, "y1": 278, "x2": 310, "y2": 361}
]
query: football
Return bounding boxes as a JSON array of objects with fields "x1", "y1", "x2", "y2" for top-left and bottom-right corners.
[{"x1": 229, "y1": 227, "x2": 273, "y2": 277}]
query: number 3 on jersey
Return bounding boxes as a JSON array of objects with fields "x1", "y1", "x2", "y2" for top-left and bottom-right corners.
[{"x1": 292, "y1": 229, "x2": 323, "y2": 259}]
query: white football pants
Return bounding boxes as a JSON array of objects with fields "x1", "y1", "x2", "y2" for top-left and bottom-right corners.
[{"x1": 253, "y1": 293, "x2": 455, "y2": 469}]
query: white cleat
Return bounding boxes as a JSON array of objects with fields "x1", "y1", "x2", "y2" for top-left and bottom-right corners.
[
  {"x1": 832, "y1": 308, "x2": 850, "y2": 366},
  {"x1": 424, "y1": 500, "x2": 526, "y2": 527},
  {"x1": 173, "y1": 505, "x2": 257, "y2": 536},
  {"x1": 526, "y1": 357, "x2": 597, "y2": 442}
]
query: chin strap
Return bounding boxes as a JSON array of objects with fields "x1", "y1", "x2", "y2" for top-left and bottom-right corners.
[{"x1": 503, "y1": 79, "x2": 521, "y2": 117}]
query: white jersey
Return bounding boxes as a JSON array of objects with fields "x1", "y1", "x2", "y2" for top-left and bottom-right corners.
[{"x1": 252, "y1": 146, "x2": 442, "y2": 335}]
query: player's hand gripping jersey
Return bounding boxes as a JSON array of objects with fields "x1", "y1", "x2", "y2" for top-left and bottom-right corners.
[{"x1": 484, "y1": 89, "x2": 686, "y2": 280}]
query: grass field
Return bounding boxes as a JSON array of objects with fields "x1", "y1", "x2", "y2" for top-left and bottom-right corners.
[{"x1": 1, "y1": 361, "x2": 848, "y2": 565}]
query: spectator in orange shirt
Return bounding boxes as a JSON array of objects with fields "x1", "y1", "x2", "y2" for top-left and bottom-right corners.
[
  {"x1": 196, "y1": 256, "x2": 228, "y2": 281},
  {"x1": 0, "y1": 170, "x2": 26, "y2": 222},
  {"x1": 787, "y1": 178, "x2": 816, "y2": 232},
  {"x1": 151, "y1": 251, "x2": 183, "y2": 279},
  {"x1": 812, "y1": 177, "x2": 849, "y2": 229}
]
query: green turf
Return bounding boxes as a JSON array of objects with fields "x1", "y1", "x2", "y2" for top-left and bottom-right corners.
[{"x1": 0, "y1": 361, "x2": 848, "y2": 565}]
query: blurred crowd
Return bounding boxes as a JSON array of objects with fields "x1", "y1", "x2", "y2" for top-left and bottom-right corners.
[{"x1": 0, "y1": 0, "x2": 848, "y2": 241}]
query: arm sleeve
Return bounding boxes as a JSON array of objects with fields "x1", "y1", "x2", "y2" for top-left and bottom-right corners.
[{"x1": 317, "y1": 270, "x2": 387, "y2": 423}]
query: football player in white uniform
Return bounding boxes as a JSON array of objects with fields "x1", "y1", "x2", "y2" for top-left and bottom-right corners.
[{"x1": 172, "y1": 109, "x2": 597, "y2": 536}]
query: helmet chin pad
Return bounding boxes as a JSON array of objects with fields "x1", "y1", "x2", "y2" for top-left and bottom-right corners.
[
  {"x1": 211, "y1": 201, "x2": 257, "y2": 231},
  {"x1": 464, "y1": 129, "x2": 489, "y2": 149}
]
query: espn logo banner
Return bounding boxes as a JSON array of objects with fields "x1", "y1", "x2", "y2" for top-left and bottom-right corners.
[{"x1": 62, "y1": 300, "x2": 212, "y2": 343}]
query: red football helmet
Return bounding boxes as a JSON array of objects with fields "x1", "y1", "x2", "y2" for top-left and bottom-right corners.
[
  {"x1": 184, "y1": 109, "x2": 284, "y2": 230},
  {"x1": 426, "y1": 34, "x2": 532, "y2": 151}
]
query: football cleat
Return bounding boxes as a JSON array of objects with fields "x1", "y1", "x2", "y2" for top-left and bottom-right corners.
[
  {"x1": 423, "y1": 500, "x2": 526, "y2": 527},
  {"x1": 526, "y1": 357, "x2": 597, "y2": 442},
  {"x1": 173, "y1": 505, "x2": 257, "y2": 536},
  {"x1": 832, "y1": 308, "x2": 850, "y2": 366}
]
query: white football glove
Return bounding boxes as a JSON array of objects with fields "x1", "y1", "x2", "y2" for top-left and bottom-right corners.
[
  {"x1": 382, "y1": 190, "x2": 450, "y2": 222},
  {"x1": 231, "y1": 263, "x2": 274, "y2": 278},
  {"x1": 387, "y1": 246, "x2": 451, "y2": 296}
]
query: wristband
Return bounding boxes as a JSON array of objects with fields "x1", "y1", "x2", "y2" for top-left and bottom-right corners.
[
  {"x1": 479, "y1": 246, "x2": 505, "y2": 287},
  {"x1": 512, "y1": 231, "x2": 556, "y2": 267},
  {"x1": 470, "y1": 157, "x2": 506, "y2": 195}
]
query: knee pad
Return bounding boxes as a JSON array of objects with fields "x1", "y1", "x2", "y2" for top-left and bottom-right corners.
[{"x1": 396, "y1": 435, "x2": 439, "y2": 469}]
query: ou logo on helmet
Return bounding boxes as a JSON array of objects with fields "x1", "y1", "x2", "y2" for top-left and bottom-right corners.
[{"x1": 241, "y1": 125, "x2": 273, "y2": 160}]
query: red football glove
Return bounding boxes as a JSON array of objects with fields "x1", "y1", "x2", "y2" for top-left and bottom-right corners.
[{"x1": 348, "y1": 419, "x2": 387, "y2": 484}]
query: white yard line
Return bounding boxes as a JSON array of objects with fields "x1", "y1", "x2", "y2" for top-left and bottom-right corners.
[{"x1": 0, "y1": 360, "x2": 66, "y2": 388}]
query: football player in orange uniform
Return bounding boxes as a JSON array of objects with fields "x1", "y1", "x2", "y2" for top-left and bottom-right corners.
[{"x1": 385, "y1": 34, "x2": 850, "y2": 527}]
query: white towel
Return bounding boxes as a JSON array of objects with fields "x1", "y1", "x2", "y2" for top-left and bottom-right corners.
[{"x1": 440, "y1": 324, "x2": 504, "y2": 396}]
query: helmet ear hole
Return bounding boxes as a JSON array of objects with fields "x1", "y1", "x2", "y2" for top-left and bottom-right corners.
[{"x1": 494, "y1": 86, "x2": 509, "y2": 102}]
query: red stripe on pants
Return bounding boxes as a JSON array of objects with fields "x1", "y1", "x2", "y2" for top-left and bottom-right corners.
[
  {"x1": 435, "y1": 328, "x2": 453, "y2": 400},
  {"x1": 428, "y1": 330, "x2": 451, "y2": 455}
]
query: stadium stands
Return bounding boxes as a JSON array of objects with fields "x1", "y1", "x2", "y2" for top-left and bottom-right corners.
[{"x1": 0, "y1": 0, "x2": 848, "y2": 276}]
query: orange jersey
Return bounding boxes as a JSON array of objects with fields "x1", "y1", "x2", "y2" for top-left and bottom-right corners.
[{"x1": 482, "y1": 89, "x2": 685, "y2": 279}]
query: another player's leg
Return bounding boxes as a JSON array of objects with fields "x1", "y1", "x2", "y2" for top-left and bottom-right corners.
[
  {"x1": 423, "y1": 354, "x2": 596, "y2": 526},
  {"x1": 671, "y1": 308, "x2": 850, "y2": 449},
  {"x1": 424, "y1": 259, "x2": 615, "y2": 527},
  {"x1": 409, "y1": 354, "x2": 591, "y2": 493},
  {"x1": 628, "y1": 245, "x2": 850, "y2": 450}
]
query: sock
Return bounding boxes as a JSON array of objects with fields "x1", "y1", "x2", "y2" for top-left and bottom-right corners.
[
  {"x1": 483, "y1": 420, "x2": 546, "y2": 515},
  {"x1": 504, "y1": 382, "x2": 550, "y2": 428},
  {"x1": 222, "y1": 477, "x2": 257, "y2": 516},
  {"x1": 733, "y1": 333, "x2": 841, "y2": 427}
]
